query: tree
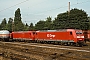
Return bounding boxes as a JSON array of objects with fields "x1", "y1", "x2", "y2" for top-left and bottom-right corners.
[
  {"x1": 44, "y1": 16, "x2": 53, "y2": 30},
  {"x1": 68, "y1": 8, "x2": 88, "y2": 30},
  {"x1": 25, "y1": 23, "x2": 28, "y2": 26},
  {"x1": 53, "y1": 13, "x2": 68, "y2": 29},
  {"x1": 35, "y1": 20, "x2": 45, "y2": 30},
  {"x1": 34, "y1": 16, "x2": 54, "y2": 30},
  {"x1": 7, "y1": 18, "x2": 13, "y2": 32},
  {"x1": 88, "y1": 17, "x2": 90, "y2": 30},
  {"x1": 0, "y1": 18, "x2": 7, "y2": 30},
  {"x1": 29, "y1": 23, "x2": 34, "y2": 30},
  {"x1": 14, "y1": 8, "x2": 24, "y2": 31},
  {"x1": 14, "y1": 8, "x2": 21, "y2": 23},
  {"x1": 53, "y1": 8, "x2": 88, "y2": 30},
  {"x1": 22, "y1": 23, "x2": 29, "y2": 31}
]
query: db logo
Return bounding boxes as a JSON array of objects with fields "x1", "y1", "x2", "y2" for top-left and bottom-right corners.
[{"x1": 47, "y1": 34, "x2": 55, "y2": 38}]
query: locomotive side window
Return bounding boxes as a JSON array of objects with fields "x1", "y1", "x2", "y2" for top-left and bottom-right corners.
[
  {"x1": 29, "y1": 33, "x2": 31, "y2": 35},
  {"x1": 70, "y1": 32, "x2": 72, "y2": 35},
  {"x1": 35, "y1": 33, "x2": 37, "y2": 35},
  {"x1": 33, "y1": 32, "x2": 36, "y2": 35}
]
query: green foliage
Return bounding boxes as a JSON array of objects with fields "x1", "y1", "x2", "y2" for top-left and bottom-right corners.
[
  {"x1": 68, "y1": 8, "x2": 88, "y2": 30},
  {"x1": 14, "y1": 22, "x2": 25, "y2": 31},
  {"x1": 23, "y1": 23, "x2": 29, "y2": 31},
  {"x1": 35, "y1": 20, "x2": 46, "y2": 30},
  {"x1": 34, "y1": 16, "x2": 54, "y2": 30},
  {"x1": 14, "y1": 8, "x2": 24, "y2": 31},
  {"x1": 0, "y1": 8, "x2": 89, "y2": 31},
  {"x1": 53, "y1": 12, "x2": 68, "y2": 29},
  {"x1": 0, "y1": 18, "x2": 7, "y2": 30},
  {"x1": 44, "y1": 16, "x2": 53, "y2": 30},
  {"x1": 7, "y1": 18, "x2": 13, "y2": 32},
  {"x1": 53, "y1": 8, "x2": 88, "y2": 30},
  {"x1": 29, "y1": 23, "x2": 35, "y2": 30},
  {"x1": 14, "y1": 8, "x2": 21, "y2": 23}
]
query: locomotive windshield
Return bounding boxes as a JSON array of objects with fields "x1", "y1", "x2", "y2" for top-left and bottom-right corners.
[{"x1": 76, "y1": 31, "x2": 83, "y2": 34}]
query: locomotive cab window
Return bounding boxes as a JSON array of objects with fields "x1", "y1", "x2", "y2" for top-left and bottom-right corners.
[
  {"x1": 33, "y1": 32, "x2": 36, "y2": 35},
  {"x1": 29, "y1": 33, "x2": 31, "y2": 35},
  {"x1": 70, "y1": 32, "x2": 72, "y2": 35},
  {"x1": 35, "y1": 33, "x2": 37, "y2": 35}
]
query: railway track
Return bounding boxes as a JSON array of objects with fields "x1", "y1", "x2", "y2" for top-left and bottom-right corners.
[
  {"x1": 3, "y1": 41, "x2": 90, "y2": 52},
  {"x1": 0, "y1": 42, "x2": 51, "y2": 60},
  {"x1": 0, "y1": 41, "x2": 90, "y2": 60}
]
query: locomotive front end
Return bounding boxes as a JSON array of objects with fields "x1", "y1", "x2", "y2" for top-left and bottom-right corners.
[
  {"x1": 76, "y1": 30, "x2": 84, "y2": 42},
  {"x1": 76, "y1": 30, "x2": 85, "y2": 46}
]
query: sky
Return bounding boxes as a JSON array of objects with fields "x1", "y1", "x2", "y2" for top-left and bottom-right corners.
[{"x1": 0, "y1": 0, "x2": 90, "y2": 25}]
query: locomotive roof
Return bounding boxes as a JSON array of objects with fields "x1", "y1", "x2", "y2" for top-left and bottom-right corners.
[{"x1": 37, "y1": 29, "x2": 82, "y2": 32}]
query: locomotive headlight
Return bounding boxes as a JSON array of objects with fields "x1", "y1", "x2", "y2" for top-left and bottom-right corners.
[
  {"x1": 77, "y1": 36, "x2": 80, "y2": 38},
  {"x1": 81, "y1": 36, "x2": 84, "y2": 38},
  {"x1": 77, "y1": 36, "x2": 84, "y2": 38}
]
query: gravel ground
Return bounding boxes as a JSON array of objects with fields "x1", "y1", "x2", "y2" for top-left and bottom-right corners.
[{"x1": 0, "y1": 42, "x2": 90, "y2": 60}]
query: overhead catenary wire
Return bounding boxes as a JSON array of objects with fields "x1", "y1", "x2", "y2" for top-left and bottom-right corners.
[
  {"x1": 0, "y1": 0, "x2": 29, "y2": 12},
  {"x1": 0, "y1": 0, "x2": 49, "y2": 13},
  {"x1": 33, "y1": 0, "x2": 90, "y2": 15},
  {"x1": 0, "y1": 0, "x2": 90, "y2": 16},
  {"x1": 22, "y1": 0, "x2": 90, "y2": 18}
]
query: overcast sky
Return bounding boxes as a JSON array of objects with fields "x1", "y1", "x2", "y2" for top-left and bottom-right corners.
[{"x1": 0, "y1": 0, "x2": 90, "y2": 25}]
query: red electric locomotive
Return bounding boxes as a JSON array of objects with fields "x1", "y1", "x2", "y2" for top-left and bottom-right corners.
[
  {"x1": 35, "y1": 29, "x2": 84, "y2": 46},
  {"x1": 10, "y1": 31, "x2": 35, "y2": 41}
]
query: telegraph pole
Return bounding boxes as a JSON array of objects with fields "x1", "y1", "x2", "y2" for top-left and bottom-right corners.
[
  {"x1": 68, "y1": 2, "x2": 70, "y2": 16},
  {"x1": 67, "y1": 2, "x2": 70, "y2": 28}
]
